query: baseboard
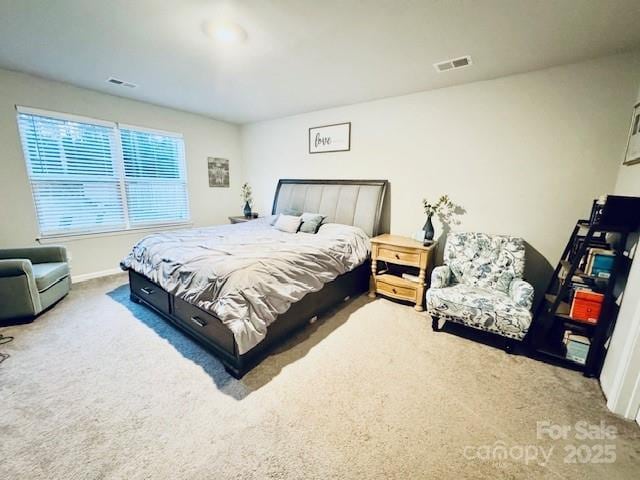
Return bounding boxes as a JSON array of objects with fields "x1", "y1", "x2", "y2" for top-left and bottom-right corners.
[{"x1": 72, "y1": 267, "x2": 124, "y2": 284}]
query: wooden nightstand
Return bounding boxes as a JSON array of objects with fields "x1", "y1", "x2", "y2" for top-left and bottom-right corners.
[
  {"x1": 368, "y1": 234, "x2": 437, "y2": 311},
  {"x1": 229, "y1": 216, "x2": 258, "y2": 224}
]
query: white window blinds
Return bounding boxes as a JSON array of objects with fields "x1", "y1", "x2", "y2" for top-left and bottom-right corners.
[
  {"x1": 120, "y1": 127, "x2": 189, "y2": 226},
  {"x1": 16, "y1": 107, "x2": 189, "y2": 237}
]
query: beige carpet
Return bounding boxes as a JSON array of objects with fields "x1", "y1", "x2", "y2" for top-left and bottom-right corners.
[{"x1": 1, "y1": 274, "x2": 639, "y2": 479}]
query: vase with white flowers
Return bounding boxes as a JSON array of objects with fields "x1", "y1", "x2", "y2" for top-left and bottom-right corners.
[
  {"x1": 241, "y1": 182, "x2": 253, "y2": 218},
  {"x1": 422, "y1": 195, "x2": 457, "y2": 246}
]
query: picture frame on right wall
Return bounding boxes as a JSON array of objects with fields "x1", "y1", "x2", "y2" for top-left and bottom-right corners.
[{"x1": 623, "y1": 102, "x2": 640, "y2": 166}]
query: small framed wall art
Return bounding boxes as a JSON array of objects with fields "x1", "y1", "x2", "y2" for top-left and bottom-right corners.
[
  {"x1": 309, "y1": 122, "x2": 351, "y2": 154},
  {"x1": 623, "y1": 102, "x2": 640, "y2": 166},
  {"x1": 208, "y1": 157, "x2": 230, "y2": 187}
]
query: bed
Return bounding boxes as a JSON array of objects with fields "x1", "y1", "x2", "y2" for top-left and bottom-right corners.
[{"x1": 122, "y1": 179, "x2": 388, "y2": 377}]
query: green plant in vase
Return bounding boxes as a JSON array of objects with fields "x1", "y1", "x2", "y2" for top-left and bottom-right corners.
[
  {"x1": 241, "y1": 182, "x2": 253, "y2": 218},
  {"x1": 422, "y1": 195, "x2": 458, "y2": 245}
]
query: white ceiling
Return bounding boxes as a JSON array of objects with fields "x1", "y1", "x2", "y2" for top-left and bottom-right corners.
[{"x1": 1, "y1": 0, "x2": 640, "y2": 124}]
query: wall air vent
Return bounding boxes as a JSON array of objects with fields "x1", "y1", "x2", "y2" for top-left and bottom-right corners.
[
  {"x1": 106, "y1": 77, "x2": 138, "y2": 88},
  {"x1": 434, "y1": 55, "x2": 472, "y2": 73}
]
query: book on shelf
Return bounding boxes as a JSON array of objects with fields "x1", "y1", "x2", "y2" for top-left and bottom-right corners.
[
  {"x1": 401, "y1": 273, "x2": 420, "y2": 283},
  {"x1": 588, "y1": 196, "x2": 607, "y2": 226},
  {"x1": 588, "y1": 252, "x2": 615, "y2": 278},
  {"x1": 567, "y1": 281, "x2": 592, "y2": 303},
  {"x1": 559, "y1": 267, "x2": 594, "y2": 284},
  {"x1": 569, "y1": 237, "x2": 609, "y2": 266},
  {"x1": 558, "y1": 266, "x2": 606, "y2": 293},
  {"x1": 583, "y1": 248, "x2": 615, "y2": 276},
  {"x1": 563, "y1": 330, "x2": 590, "y2": 365}
]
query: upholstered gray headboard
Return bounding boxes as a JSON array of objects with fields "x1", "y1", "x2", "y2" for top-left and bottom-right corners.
[{"x1": 271, "y1": 179, "x2": 388, "y2": 237}]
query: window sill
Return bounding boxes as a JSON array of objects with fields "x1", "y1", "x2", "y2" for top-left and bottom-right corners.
[{"x1": 36, "y1": 222, "x2": 194, "y2": 244}]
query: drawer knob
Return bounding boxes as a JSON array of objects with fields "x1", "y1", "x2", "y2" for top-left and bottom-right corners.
[
  {"x1": 395, "y1": 253, "x2": 400, "y2": 259},
  {"x1": 392, "y1": 288, "x2": 397, "y2": 293},
  {"x1": 140, "y1": 287, "x2": 154, "y2": 295}
]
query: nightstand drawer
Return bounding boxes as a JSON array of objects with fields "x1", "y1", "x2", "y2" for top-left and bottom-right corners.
[
  {"x1": 377, "y1": 246, "x2": 420, "y2": 266},
  {"x1": 376, "y1": 277, "x2": 417, "y2": 302}
]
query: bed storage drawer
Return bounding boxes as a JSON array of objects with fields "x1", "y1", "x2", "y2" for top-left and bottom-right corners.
[
  {"x1": 130, "y1": 271, "x2": 170, "y2": 314},
  {"x1": 173, "y1": 297, "x2": 235, "y2": 355}
]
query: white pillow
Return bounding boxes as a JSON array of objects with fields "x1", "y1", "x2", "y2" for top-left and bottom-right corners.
[{"x1": 274, "y1": 214, "x2": 302, "y2": 233}]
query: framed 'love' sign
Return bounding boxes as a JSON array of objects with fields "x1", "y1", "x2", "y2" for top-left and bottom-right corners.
[{"x1": 308, "y1": 122, "x2": 351, "y2": 154}]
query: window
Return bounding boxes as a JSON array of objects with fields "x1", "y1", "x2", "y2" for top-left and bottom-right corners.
[
  {"x1": 120, "y1": 127, "x2": 189, "y2": 226},
  {"x1": 16, "y1": 107, "x2": 189, "y2": 237}
]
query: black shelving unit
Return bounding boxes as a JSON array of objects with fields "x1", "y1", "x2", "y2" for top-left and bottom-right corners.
[
  {"x1": 531, "y1": 222, "x2": 629, "y2": 376},
  {"x1": 530, "y1": 195, "x2": 640, "y2": 377}
]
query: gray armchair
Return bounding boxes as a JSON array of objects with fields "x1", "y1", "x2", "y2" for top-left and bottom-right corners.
[
  {"x1": 0, "y1": 246, "x2": 71, "y2": 323},
  {"x1": 426, "y1": 232, "x2": 534, "y2": 349}
]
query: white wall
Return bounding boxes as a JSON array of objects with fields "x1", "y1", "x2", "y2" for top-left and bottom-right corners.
[
  {"x1": 0, "y1": 68, "x2": 242, "y2": 279},
  {"x1": 242, "y1": 52, "x2": 640, "y2": 296},
  {"x1": 600, "y1": 84, "x2": 640, "y2": 419}
]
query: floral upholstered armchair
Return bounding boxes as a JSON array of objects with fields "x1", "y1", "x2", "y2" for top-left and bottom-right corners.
[{"x1": 425, "y1": 232, "x2": 534, "y2": 349}]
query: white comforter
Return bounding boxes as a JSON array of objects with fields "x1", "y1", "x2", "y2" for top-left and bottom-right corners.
[{"x1": 121, "y1": 218, "x2": 370, "y2": 354}]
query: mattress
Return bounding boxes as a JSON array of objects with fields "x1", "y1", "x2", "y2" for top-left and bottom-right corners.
[{"x1": 121, "y1": 218, "x2": 370, "y2": 354}]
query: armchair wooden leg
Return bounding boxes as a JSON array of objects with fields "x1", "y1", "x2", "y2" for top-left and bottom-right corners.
[{"x1": 504, "y1": 339, "x2": 516, "y2": 354}]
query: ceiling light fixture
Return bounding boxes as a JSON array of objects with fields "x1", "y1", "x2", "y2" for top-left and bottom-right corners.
[{"x1": 203, "y1": 20, "x2": 248, "y2": 45}]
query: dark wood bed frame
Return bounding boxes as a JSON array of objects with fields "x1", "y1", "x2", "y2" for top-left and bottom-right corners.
[{"x1": 126, "y1": 179, "x2": 388, "y2": 378}]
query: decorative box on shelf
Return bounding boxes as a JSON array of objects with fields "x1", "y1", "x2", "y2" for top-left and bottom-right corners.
[
  {"x1": 569, "y1": 290, "x2": 604, "y2": 325},
  {"x1": 563, "y1": 331, "x2": 590, "y2": 365},
  {"x1": 368, "y1": 234, "x2": 437, "y2": 311}
]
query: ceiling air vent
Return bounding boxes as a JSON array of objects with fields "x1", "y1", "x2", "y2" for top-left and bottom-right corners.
[
  {"x1": 106, "y1": 77, "x2": 138, "y2": 88},
  {"x1": 434, "y1": 56, "x2": 472, "y2": 73}
]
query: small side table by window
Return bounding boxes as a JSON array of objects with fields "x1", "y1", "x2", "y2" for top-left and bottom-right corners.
[{"x1": 369, "y1": 234, "x2": 437, "y2": 311}]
